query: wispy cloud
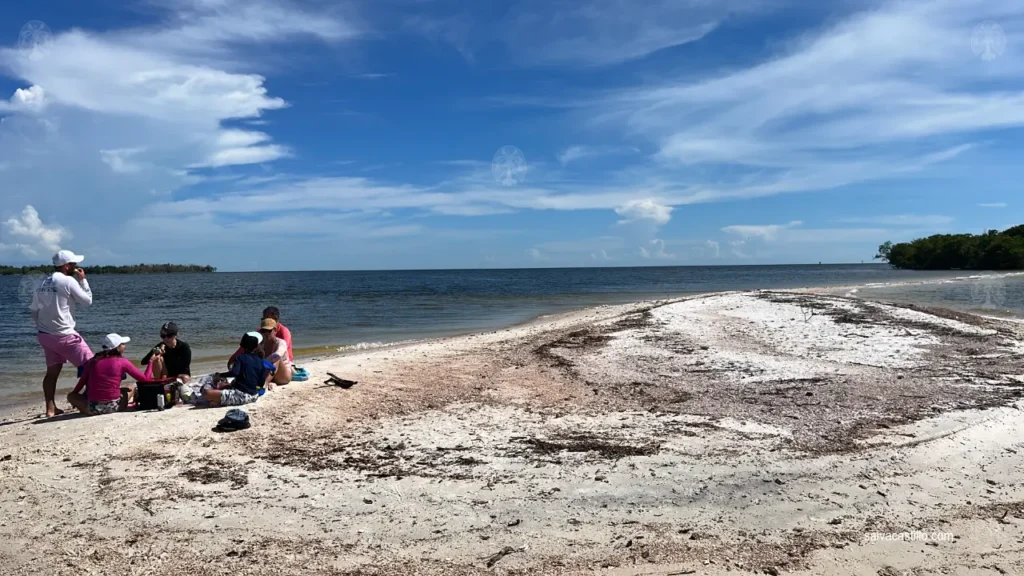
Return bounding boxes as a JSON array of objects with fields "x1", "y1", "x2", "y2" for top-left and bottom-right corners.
[
  {"x1": 722, "y1": 221, "x2": 929, "y2": 245},
  {"x1": 399, "y1": 0, "x2": 767, "y2": 67},
  {"x1": 722, "y1": 221, "x2": 803, "y2": 241},
  {"x1": 499, "y1": 0, "x2": 761, "y2": 67},
  {"x1": 100, "y1": 147, "x2": 148, "y2": 174},
  {"x1": 978, "y1": 202, "x2": 1008, "y2": 208},
  {"x1": 839, "y1": 215, "x2": 953, "y2": 226},
  {"x1": 557, "y1": 0, "x2": 1024, "y2": 204},
  {"x1": 557, "y1": 145, "x2": 640, "y2": 165}
]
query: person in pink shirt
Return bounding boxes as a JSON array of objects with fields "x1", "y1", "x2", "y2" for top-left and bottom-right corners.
[
  {"x1": 227, "y1": 306, "x2": 295, "y2": 369},
  {"x1": 67, "y1": 333, "x2": 152, "y2": 416},
  {"x1": 262, "y1": 306, "x2": 293, "y2": 362}
]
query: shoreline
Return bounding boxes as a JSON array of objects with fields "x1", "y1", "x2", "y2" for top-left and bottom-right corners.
[
  {"x1": 0, "y1": 293, "x2": 691, "y2": 414},
  {"x1": 2, "y1": 289, "x2": 1023, "y2": 574},
  {"x1": 3, "y1": 268, "x2": 1021, "y2": 410}
]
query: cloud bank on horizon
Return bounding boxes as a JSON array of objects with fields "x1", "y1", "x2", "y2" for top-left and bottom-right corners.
[{"x1": 0, "y1": 0, "x2": 1021, "y2": 270}]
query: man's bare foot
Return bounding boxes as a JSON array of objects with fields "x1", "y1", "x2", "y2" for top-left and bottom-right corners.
[{"x1": 45, "y1": 407, "x2": 65, "y2": 418}]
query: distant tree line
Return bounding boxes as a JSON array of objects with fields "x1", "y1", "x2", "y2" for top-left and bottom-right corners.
[
  {"x1": 876, "y1": 225, "x2": 1024, "y2": 270},
  {"x1": 0, "y1": 263, "x2": 217, "y2": 275}
]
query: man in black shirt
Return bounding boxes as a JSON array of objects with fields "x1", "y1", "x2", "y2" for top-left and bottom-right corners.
[{"x1": 141, "y1": 322, "x2": 192, "y2": 382}]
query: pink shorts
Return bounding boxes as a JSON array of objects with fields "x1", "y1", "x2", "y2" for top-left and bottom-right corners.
[{"x1": 37, "y1": 332, "x2": 94, "y2": 368}]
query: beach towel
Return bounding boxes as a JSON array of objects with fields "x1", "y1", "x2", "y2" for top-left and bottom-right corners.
[{"x1": 181, "y1": 374, "x2": 214, "y2": 405}]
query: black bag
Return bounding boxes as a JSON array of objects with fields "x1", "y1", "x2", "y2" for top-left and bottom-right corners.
[{"x1": 135, "y1": 379, "x2": 180, "y2": 410}]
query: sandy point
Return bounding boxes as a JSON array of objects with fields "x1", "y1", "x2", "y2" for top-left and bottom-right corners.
[{"x1": 1, "y1": 291, "x2": 1023, "y2": 575}]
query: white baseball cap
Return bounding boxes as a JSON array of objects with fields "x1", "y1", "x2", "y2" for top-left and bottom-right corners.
[
  {"x1": 52, "y1": 250, "x2": 85, "y2": 266},
  {"x1": 101, "y1": 333, "x2": 131, "y2": 350},
  {"x1": 245, "y1": 331, "x2": 263, "y2": 345}
]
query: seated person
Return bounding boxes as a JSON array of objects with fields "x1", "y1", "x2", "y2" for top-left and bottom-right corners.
[
  {"x1": 203, "y1": 332, "x2": 274, "y2": 407},
  {"x1": 258, "y1": 317, "x2": 293, "y2": 387},
  {"x1": 67, "y1": 333, "x2": 152, "y2": 416},
  {"x1": 262, "y1": 306, "x2": 294, "y2": 363},
  {"x1": 141, "y1": 321, "x2": 192, "y2": 382}
]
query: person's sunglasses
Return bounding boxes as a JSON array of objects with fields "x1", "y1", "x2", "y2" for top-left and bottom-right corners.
[{"x1": 160, "y1": 333, "x2": 174, "y2": 339}]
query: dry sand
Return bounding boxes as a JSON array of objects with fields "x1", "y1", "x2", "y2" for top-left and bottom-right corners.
[{"x1": 2, "y1": 291, "x2": 1023, "y2": 576}]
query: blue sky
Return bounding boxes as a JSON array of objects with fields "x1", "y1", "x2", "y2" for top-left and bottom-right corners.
[{"x1": 0, "y1": 0, "x2": 1021, "y2": 271}]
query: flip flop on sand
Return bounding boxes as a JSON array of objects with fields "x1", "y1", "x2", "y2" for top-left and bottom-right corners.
[{"x1": 324, "y1": 372, "x2": 358, "y2": 389}]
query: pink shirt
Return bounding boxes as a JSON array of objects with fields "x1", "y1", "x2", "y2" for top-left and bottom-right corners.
[
  {"x1": 73, "y1": 356, "x2": 152, "y2": 403},
  {"x1": 228, "y1": 323, "x2": 294, "y2": 366},
  {"x1": 276, "y1": 323, "x2": 294, "y2": 362}
]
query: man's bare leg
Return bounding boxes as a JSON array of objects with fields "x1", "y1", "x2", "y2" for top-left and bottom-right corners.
[
  {"x1": 202, "y1": 387, "x2": 224, "y2": 407},
  {"x1": 150, "y1": 356, "x2": 167, "y2": 379},
  {"x1": 43, "y1": 364, "x2": 65, "y2": 417},
  {"x1": 66, "y1": 391, "x2": 89, "y2": 415}
]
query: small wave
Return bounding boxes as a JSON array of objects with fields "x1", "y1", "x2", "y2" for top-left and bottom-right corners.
[
  {"x1": 337, "y1": 341, "x2": 387, "y2": 351},
  {"x1": 850, "y1": 271, "x2": 1024, "y2": 292}
]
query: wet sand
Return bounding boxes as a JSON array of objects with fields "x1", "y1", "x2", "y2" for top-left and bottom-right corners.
[{"x1": 1, "y1": 291, "x2": 1023, "y2": 575}]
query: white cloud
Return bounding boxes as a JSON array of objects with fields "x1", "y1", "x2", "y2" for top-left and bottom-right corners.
[
  {"x1": 0, "y1": 85, "x2": 47, "y2": 112},
  {"x1": 705, "y1": 240, "x2": 720, "y2": 258},
  {"x1": 0, "y1": 0, "x2": 359, "y2": 239},
  {"x1": 0, "y1": 205, "x2": 70, "y2": 257},
  {"x1": 978, "y1": 202, "x2": 1008, "y2": 208},
  {"x1": 640, "y1": 238, "x2": 674, "y2": 259},
  {"x1": 202, "y1": 144, "x2": 290, "y2": 168},
  {"x1": 100, "y1": 147, "x2": 147, "y2": 174},
  {"x1": 615, "y1": 198, "x2": 672, "y2": 226},
  {"x1": 722, "y1": 220, "x2": 802, "y2": 241},
  {"x1": 839, "y1": 214, "x2": 953, "y2": 226}
]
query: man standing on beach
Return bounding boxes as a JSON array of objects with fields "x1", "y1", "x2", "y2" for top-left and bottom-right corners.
[{"x1": 30, "y1": 250, "x2": 94, "y2": 417}]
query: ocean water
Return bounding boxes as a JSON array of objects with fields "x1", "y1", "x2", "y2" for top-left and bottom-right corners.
[{"x1": 1, "y1": 265, "x2": 1021, "y2": 401}]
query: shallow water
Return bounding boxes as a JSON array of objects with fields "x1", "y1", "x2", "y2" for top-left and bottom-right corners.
[{"x1": 0, "y1": 265, "x2": 1018, "y2": 401}]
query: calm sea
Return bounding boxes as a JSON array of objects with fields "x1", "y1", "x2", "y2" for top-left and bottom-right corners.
[{"x1": 1, "y1": 265, "x2": 1021, "y2": 402}]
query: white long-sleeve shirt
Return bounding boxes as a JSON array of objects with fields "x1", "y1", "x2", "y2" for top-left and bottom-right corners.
[{"x1": 30, "y1": 272, "x2": 92, "y2": 335}]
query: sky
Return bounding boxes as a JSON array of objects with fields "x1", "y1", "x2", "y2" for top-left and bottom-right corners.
[{"x1": 0, "y1": 0, "x2": 1021, "y2": 271}]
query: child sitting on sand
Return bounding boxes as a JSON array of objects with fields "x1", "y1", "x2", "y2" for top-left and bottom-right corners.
[{"x1": 202, "y1": 332, "x2": 275, "y2": 407}]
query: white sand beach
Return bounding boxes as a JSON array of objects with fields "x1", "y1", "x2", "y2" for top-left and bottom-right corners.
[{"x1": 2, "y1": 291, "x2": 1023, "y2": 575}]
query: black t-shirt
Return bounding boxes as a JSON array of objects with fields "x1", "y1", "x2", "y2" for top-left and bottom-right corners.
[{"x1": 141, "y1": 340, "x2": 192, "y2": 377}]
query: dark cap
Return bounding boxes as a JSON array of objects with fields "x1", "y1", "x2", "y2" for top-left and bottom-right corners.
[
  {"x1": 240, "y1": 332, "x2": 261, "y2": 352},
  {"x1": 160, "y1": 322, "x2": 179, "y2": 336}
]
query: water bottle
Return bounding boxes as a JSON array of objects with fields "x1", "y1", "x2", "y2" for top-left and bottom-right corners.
[{"x1": 156, "y1": 392, "x2": 165, "y2": 411}]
